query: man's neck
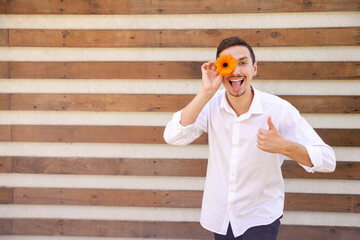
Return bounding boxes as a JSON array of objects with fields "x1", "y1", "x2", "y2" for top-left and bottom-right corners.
[{"x1": 226, "y1": 87, "x2": 254, "y2": 117}]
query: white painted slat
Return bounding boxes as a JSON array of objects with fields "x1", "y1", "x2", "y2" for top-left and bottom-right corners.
[
  {"x1": 0, "y1": 79, "x2": 359, "y2": 96},
  {"x1": 0, "y1": 174, "x2": 206, "y2": 191},
  {"x1": 0, "y1": 174, "x2": 359, "y2": 194},
  {"x1": 0, "y1": 205, "x2": 359, "y2": 227},
  {"x1": 0, "y1": 143, "x2": 357, "y2": 162},
  {"x1": 1, "y1": 47, "x2": 359, "y2": 61},
  {"x1": 0, "y1": 111, "x2": 173, "y2": 126},
  {"x1": 0, "y1": 12, "x2": 359, "y2": 29},
  {"x1": 252, "y1": 80, "x2": 360, "y2": 96},
  {"x1": 0, "y1": 111, "x2": 359, "y2": 129},
  {"x1": 281, "y1": 212, "x2": 360, "y2": 227},
  {"x1": 0, "y1": 205, "x2": 201, "y2": 222},
  {"x1": 0, "y1": 143, "x2": 209, "y2": 159}
]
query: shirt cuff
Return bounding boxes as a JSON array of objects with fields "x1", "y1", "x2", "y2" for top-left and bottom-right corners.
[{"x1": 301, "y1": 145, "x2": 323, "y2": 173}]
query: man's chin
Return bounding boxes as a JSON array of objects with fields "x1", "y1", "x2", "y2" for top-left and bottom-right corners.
[{"x1": 228, "y1": 88, "x2": 246, "y2": 97}]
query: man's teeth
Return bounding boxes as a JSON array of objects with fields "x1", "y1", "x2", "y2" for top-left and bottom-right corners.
[
  {"x1": 229, "y1": 79, "x2": 244, "y2": 86},
  {"x1": 229, "y1": 78, "x2": 244, "y2": 82}
]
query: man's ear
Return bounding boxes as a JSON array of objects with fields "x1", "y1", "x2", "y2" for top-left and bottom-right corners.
[{"x1": 252, "y1": 61, "x2": 258, "y2": 76}]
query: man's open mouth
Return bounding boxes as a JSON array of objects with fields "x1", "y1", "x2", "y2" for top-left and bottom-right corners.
[{"x1": 229, "y1": 78, "x2": 245, "y2": 92}]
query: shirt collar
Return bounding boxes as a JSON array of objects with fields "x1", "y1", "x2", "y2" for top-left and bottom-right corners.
[{"x1": 220, "y1": 86, "x2": 264, "y2": 116}]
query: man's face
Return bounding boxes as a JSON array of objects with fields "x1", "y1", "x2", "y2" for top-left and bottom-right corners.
[{"x1": 219, "y1": 45, "x2": 257, "y2": 98}]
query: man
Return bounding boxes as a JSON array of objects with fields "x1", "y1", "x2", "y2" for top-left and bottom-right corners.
[{"x1": 163, "y1": 36, "x2": 336, "y2": 239}]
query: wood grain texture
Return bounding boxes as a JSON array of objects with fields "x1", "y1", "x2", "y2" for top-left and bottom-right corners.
[
  {"x1": 0, "y1": 94, "x2": 10, "y2": 110},
  {"x1": 9, "y1": 94, "x2": 194, "y2": 112},
  {"x1": 13, "y1": 188, "x2": 203, "y2": 208},
  {"x1": 7, "y1": 125, "x2": 360, "y2": 146},
  {"x1": 0, "y1": 29, "x2": 8, "y2": 47},
  {"x1": 0, "y1": 62, "x2": 9, "y2": 78},
  {"x1": 10, "y1": 125, "x2": 172, "y2": 144},
  {"x1": 284, "y1": 193, "x2": 360, "y2": 213},
  {"x1": 8, "y1": 187, "x2": 360, "y2": 213},
  {"x1": 2, "y1": 219, "x2": 358, "y2": 239},
  {"x1": 6, "y1": 156, "x2": 360, "y2": 180},
  {"x1": 282, "y1": 161, "x2": 360, "y2": 180},
  {"x1": 316, "y1": 129, "x2": 360, "y2": 147},
  {"x1": 9, "y1": 219, "x2": 212, "y2": 238},
  {"x1": 5, "y1": 0, "x2": 360, "y2": 14},
  {"x1": 10, "y1": 157, "x2": 208, "y2": 177},
  {"x1": 8, "y1": 94, "x2": 360, "y2": 113},
  {"x1": 8, "y1": 28, "x2": 360, "y2": 47},
  {"x1": 0, "y1": 125, "x2": 11, "y2": 142},
  {"x1": 0, "y1": 219, "x2": 12, "y2": 236},
  {"x1": 7, "y1": 61, "x2": 359, "y2": 80},
  {"x1": 277, "y1": 225, "x2": 360, "y2": 240},
  {"x1": 0, "y1": 157, "x2": 12, "y2": 173},
  {"x1": 280, "y1": 95, "x2": 359, "y2": 114},
  {"x1": 0, "y1": 188, "x2": 12, "y2": 204}
]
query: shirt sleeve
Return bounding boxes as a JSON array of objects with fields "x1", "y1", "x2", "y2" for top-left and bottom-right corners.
[
  {"x1": 163, "y1": 106, "x2": 208, "y2": 146},
  {"x1": 279, "y1": 105, "x2": 336, "y2": 173}
]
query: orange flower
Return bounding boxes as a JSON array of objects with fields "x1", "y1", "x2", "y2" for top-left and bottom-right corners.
[{"x1": 215, "y1": 54, "x2": 237, "y2": 76}]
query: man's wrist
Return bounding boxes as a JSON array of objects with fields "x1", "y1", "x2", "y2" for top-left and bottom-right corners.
[{"x1": 198, "y1": 88, "x2": 216, "y2": 101}]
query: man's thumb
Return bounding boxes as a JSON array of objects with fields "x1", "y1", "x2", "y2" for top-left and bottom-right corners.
[{"x1": 267, "y1": 116, "x2": 275, "y2": 130}]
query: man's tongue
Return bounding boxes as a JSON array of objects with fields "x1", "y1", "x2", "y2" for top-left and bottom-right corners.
[{"x1": 231, "y1": 81, "x2": 242, "y2": 92}]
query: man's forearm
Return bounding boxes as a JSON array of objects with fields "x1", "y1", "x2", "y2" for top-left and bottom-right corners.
[
  {"x1": 180, "y1": 89, "x2": 214, "y2": 126},
  {"x1": 281, "y1": 139, "x2": 313, "y2": 167}
]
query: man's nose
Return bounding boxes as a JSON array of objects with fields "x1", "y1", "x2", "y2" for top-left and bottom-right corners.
[{"x1": 232, "y1": 66, "x2": 241, "y2": 76}]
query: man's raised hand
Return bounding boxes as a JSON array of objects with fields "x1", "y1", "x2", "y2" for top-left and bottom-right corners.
[{"x1": 201, "y1": 61, "x2": 223, "y2": 95}]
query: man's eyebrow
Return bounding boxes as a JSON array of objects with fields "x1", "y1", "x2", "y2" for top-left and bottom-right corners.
[{"x1": 236, "y1": 57, "x2": 249, "y2": 61}]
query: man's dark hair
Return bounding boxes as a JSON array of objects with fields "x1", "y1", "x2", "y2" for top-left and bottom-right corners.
[{"x1": 216, "y1": 36, "x2": 256, "y2": 65}]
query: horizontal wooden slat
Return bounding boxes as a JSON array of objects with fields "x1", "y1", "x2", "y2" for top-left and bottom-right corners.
[
  {"x1": 0, "y1": 29, "x2": 8, "y2": 47},
  {"x1": 0, "y1": 94, "x2": 10, "y2": 110},
  {"x1": 9, "y1": 94, "x2": 193, "y2": 112},
  {"x1": 13, "y1": 188, "x2": 201, "y2": 208},
  {"x1": 3, "y1": 125, "x2": 359, "y2": 146},
  {"x1": 0, "y1": 188, "x2": 12, "y2": 204},
  {"x1": 5, "y1": 219, "x2": 212, "y2": 238},
  {"x1": 5, "y1": 61, "x2": 359, "y2": 80},
  {"x1": 6, "y1": 156, "x2": 360, "y2": 180},
  {"x1": 10, "y1": 157, "x2": 208, "y2": 177},
  {"x1": 280, "y1": 95, "x2": 359, "y2": 114},
  {"x1": 8, "y1": 61, "x2": 202, "y2": 79},
  {"x1": 284, "y1": 193, "x2": 360, "y2": 213},
  {"x1": 316, "y1": 129, "x2": 360, "y2": 147},
  {"x1": 8, "y1": 28, "x2": 360, "y2": 47},
  {"x1": 277, "y1": 225, "x2": 360, "y2": 240},
  {"x1": 5, "y1": 0, "x2": 360, "y2": 14},
  {"x1": 6, "y1": 187, "x2": 359, "y2": 213},
  {"x1": 282, "y1": 161, "x2": 360, "y2": 180},
  {"x1": 1, "y1": 218, "x2": 358, "y2": 239},
  {"x1": 9, "y1": 125, "x2": 172, "y2": 144},
  {"x1": 7, "y1": 94, "x2": 360, "y2": 113}
]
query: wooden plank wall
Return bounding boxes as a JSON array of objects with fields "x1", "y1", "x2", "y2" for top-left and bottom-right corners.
[{"x1": 0, "y1": 0, "x2": 359, "y2": 239}]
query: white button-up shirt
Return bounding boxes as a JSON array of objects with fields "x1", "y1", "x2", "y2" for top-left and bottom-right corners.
[{"x1": 163, "y1": 87, "x2": 336, "y2": 237}]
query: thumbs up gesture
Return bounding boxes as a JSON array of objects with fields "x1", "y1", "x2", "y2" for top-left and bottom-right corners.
[{"x1": 257, "y1": 116, "x2": 286, "y2": 153}]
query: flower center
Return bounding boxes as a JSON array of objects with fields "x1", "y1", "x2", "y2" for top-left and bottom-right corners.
[{"x1": 223, "y1": 63, "x2": 228, "y2": 68}]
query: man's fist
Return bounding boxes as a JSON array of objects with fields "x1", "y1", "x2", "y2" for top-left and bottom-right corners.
[{"x1": 257, "y1": 116, "x2": 286, "y2": 153}]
